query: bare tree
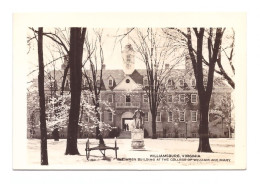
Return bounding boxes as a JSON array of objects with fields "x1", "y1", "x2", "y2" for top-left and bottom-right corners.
[
  {"x1": 164, "y1": 28, "x2": 235, "y2": 89},
  {"x1": 82, "y1": 29, "x2": 105, "y2": 144},
  {"x1": 37, "y1": 27, "x2": 48, "y2": 165},
  {"x1": 185, "y1": 28, "x2": 224, "y2": 152},
  {"x1": 127, "y1": 28, "x2": 182, "y2": 139}
]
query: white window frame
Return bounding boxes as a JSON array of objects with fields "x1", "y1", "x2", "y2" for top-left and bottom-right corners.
[
  {"x1": 168, "y1": 95, "x2": 173, "y2": 103},
  {"x1": 191, "y1": 111, "x2": 197, "y2": 122},
  {"x1": 179, "y1": 111, "x2": 185, "y2": 122},
  {"x1": 156, "y1": 112, "x2": 161, "y2": 122},
  {"x1": 191, "y1": 94, "x2": 197, "y2": 103},
  {"x1": 85, "y1": 115, "x2": 89, "y2": 122},
  {"x1": 127, "y1": 55, "x2": 131, "y2": 62},
  {"x1": 108, "y1": 94, "x2": 113, "y2": 103},
  {"x1": 97, "y1": 79, "x2": 101, "y2": 87},
  {"x1": 191, "y1": 78, "x2": 196, "y2": 87},
  {"x1": 168, "y1": 111, "x2": 173, "y2": 122},
  {"x1": 125, "y1": 95, "x2": 131, "y2": 103},
  {"x1": 108, "y1": 79, "x2": 113, "y2": 87},
  {"x1": 143, "y1": 94, "x2": 148, "y2": 103},
  {"x1": 143, "y1": 78, "x2": 148, "y2": 86},
  {"x1": 86, "y1": 95, "x2": 89, "y2": 103},
  {"x1": 99, "y1": 112, "x2": 102, "y2": 122},
  {"x1": 179, "y1": 79, "x2": 184, "y2": 87},
  {"x1": 144, "y1": 112, "x2": 149, "y2": 122},
  {"x1": 203, "y1": 78, "x2": 208, "y2": 87},
  {"x1": 108, "y1": 111, "x2": 113, "y2": 122},
  {"x1": 167, "y1": 79, "x2": 173, "y2": 86},
  {"x1": 179, "y1": 94, "x2": 185, "y2": 103}
]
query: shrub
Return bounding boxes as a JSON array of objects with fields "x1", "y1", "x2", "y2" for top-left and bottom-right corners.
[
  {"x1": 144, "y1": 129, "x2": 149, "y2": 138},
  {"x1": 108, "y1": 127, "x2": 121, "y2": 138}
]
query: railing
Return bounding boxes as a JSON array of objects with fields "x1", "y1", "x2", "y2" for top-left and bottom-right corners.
[{"x1": 116, "y1": 102, "x2": 140, "y2": 108}]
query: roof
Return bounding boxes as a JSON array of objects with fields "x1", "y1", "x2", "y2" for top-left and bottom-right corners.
[{"x1": 30, "y1": 67, "x2": 231, "y2": 92}]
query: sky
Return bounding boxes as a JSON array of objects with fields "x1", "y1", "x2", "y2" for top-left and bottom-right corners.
[{"x1": 27, "y1": 28, "x2": 234, "y2": 84}]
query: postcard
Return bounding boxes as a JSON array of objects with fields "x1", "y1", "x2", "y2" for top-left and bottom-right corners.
[{"x1": 13, "y1": 13, "x2": 246, "y2": 170}]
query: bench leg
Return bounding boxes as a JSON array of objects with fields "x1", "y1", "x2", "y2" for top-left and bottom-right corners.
[{"x1": 86, "y1": 150, "x2": 90, "y2": 160}]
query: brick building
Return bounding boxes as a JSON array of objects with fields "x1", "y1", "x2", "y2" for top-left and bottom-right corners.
[{"x1": 28, "y1": 44, "x2": 233, "y2": 139}]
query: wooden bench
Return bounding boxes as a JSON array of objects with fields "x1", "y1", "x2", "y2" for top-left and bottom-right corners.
[{"x1": 85, "y1": 138, "x2": 119, "y2": 160}]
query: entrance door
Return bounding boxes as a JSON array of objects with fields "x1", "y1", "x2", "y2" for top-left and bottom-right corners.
[{"x1": 122, "y1": 118, "x2": 134, "y2": 131}]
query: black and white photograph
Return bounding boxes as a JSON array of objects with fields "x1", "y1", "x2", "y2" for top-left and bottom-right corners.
[{"x1": 13, "y1": 13, "x2": 246, "y2": 170}]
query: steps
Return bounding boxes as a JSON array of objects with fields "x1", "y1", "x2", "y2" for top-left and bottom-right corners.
[{"x1": 119, "y1": 131, "x2": 131, "y2": 139}]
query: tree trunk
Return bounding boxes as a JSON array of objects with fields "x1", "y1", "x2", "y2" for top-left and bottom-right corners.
[
  {"x1": 197, "y1": 101, "x2": 212, "y2": 152},
  {"x1": 37, "y1": 27, "x2": 48, "y2": 165},
  {"x1": 151, "y1": 111, "x2": 157, "y2": 139},
  {"x1": 94, "y1": 106, "x2": 105, "y2": 145},
  {"x1": 65, "y1": 28, "x2": 86, "y2": 155}
]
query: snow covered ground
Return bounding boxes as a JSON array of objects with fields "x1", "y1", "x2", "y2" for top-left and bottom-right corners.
[{"x1": 27, "y1": 138, "x2": 235, "y2": 169}]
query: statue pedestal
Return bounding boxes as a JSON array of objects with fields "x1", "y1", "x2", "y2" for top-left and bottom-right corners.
[{"x1": 131, "y1": 129, "x2": 145, "y2": 149}]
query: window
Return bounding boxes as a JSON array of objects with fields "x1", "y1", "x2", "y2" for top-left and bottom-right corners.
[
  {"x1": 179, "y1": 79, "x2": 184, "y2": 86},
  {"x1": 191, "y1": 111, "x2": 197, "y2": 122},
  {"x1": 192, "y1": 133, "x2": 197, "y2": 138},
  {"x1": 65, "y1": 80, "x2": 70, "y2": 89},
  {"x1": 203, "y1": 78, "x2": 208, "y2": 87},
  {"x1": 108, "y1": 111, "x2": 113, "y2": 122},
  {"x1": 144, "y1": 112, "x2": 149, "y2": 122},
  {"x1": 85, "y1": 115, "x2": 89, "y2": 122},
  {"x1": 108, "y1": 79, "x2": 113, "y2": 87},
  {"x1": 174, "y1": 95, "x2": 179, "y2": 103},
  {"x1": 127, "y1": 55, "x2": 131, "y2": 62},
  {"x1": 126, "y1": 95, "x2": 131, "y2": 103},
  {"x1": 168, "y1": 79, "x2": 172, "y2": 86},
  {"x1": 82, "y1": 79, "x2": 85, "y2": 88},
  {"x1": 168, "y1": 111, "x2": 173, "y2": 122},
  {"x1": 143, "y1": 94, "x2": 148, "y2": 103},
  {"x1": 156, "y1": 112, "x2": 161, "y2": 122},
  {"x1": 191, "y1": 78, "x2": 196, "y2": 87},
  {"x1": 99, "y1": 112, "x2": 102, "y2": 122},
  {"x1": 108, "y1": 94, "x2": 113, "y2": 103},
  {"x1": 86, "y1": 95, "x2": 89, "y2": 103},
  {"x1": 191, "y1": 94, "x2": 197, "y2": 103},
  {"x1": 179, "y1": 94, "x2": 185, "y2": 103},
  {"x1": 126, "y1": 79, "x2": 130, "y2": 83},
  {"x1": 168, "y1": 95, "x2": 173, "y2": 103},
  {"x1": 179, "y1": 111, "x2": 185, "y2": 122},
  {"x1": 143, "y1": 78, "x2": 148, "y2": 86},
  {"x1": 97, "y1": 80, "x2": 100, "y2": 87}
]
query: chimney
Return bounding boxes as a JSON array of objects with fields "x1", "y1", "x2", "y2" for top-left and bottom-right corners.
[
  {"x1": 165, "y1": 64, "x2": 169, "y2": 69},
  {"x1": 102, "y1": 64, "x2": 106, "y2": 70}
]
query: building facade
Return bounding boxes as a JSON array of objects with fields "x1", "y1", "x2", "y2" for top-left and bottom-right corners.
[{"x1": 28, "y1": 44, "x2": 233, "y2": 139}]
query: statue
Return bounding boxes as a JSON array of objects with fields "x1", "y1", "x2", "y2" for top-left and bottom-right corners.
[
  {"x1": 131, "y1": 109, "x2": 145, "y2": 149},
  {"x1": 133, "y1": 109, "x2": 144, "y2": 129}
]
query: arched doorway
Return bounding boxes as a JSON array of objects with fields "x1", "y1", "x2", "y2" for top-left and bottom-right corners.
[{"x1": 121, "y1": 112, "x2": 135, "y2": 131}]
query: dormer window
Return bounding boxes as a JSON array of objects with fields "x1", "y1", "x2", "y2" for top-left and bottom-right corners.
[
  {"x1": 127, "y1": 55, "x2": 131, "y2": 62},
  {"x1": 97, "y1": 80, "x2": 100, "y2": 87},
  {"x1": 168, "y1": 79, "x2": 173, "y2": 86},
  {"x1": 179, "y1": 79, "x2": 184, "y2": 87},
  {"x1": 191, "y1": 78, "x2": 196, "y2": 87},
  {"x1": 143, "y1": 78, "x2": 148, "y2": 86},
  {"x1": 108, "y1": 79, "x2": 113, "y2": 87}
]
